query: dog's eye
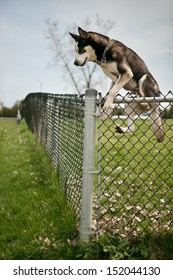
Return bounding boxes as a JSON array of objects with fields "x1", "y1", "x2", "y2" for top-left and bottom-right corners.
[{"x1": 79, "y1": 48, "x2": 86, "y2": 54}]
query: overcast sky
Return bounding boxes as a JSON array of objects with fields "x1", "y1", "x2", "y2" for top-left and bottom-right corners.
[{"x1": 0, "y1": 0, "x2": 172, "y2": 107}]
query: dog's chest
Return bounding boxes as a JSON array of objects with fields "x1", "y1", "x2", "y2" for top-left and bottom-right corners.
[{"x1": 100, "y1": 62, "x2": 119, "y2": 82}]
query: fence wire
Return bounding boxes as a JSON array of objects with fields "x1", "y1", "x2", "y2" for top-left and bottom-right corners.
[
  {"x1": 24, "y1": 91, "x2": 173, "y2": 240},
  {"x1": 24, "y1": 92, "x2": 84, "y2": 217},
  {"x1": 96, "y1": 93, "x2": 173, "y2": 238}
]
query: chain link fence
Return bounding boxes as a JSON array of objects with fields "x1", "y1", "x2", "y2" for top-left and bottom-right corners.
[
  {"x1": 96, "y1": 93, "x2": 173, "y2": 238},
  {"x1": 24, "y1": 92, "x2": 84, "y2": 217},
  {"x1": 24, "y1": 91, "x2": 173, "y2": 241}
]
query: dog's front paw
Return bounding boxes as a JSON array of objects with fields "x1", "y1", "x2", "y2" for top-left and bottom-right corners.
[
  {"x1": 103, "y1": 98, "x2": 113, "y2": 112},
  {"x1": 101, "y1": 107, "x2": 114, "y2": 119},
  {"x1": 100, "y1": 96, "x2": 115, "y2": 119}
]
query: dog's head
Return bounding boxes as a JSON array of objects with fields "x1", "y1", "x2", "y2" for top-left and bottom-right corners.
[{"x1": 69, "y1": 27, "x2": 97, "y2": 66}]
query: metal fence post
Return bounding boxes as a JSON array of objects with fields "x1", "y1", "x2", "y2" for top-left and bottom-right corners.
[{"x1": 80, "y1": 88, "x2": 97, "y2": 242}]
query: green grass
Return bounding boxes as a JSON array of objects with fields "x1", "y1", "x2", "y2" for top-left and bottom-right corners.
[
  {"x1": 0, "y1": 120, "x2": 76, "y2": 259},
  {"x1": 0, "y1": 118, "x2": 172, "y2": 260}
]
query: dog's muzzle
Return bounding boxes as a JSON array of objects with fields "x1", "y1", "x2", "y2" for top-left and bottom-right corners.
[{"x1": 74, "y1": 57, "x2": 88, "y2": 66}]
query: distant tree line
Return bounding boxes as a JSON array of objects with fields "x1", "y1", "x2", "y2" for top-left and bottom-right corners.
[{"x1": 0, "y1": 101, "x2": 24, "y2": 118}]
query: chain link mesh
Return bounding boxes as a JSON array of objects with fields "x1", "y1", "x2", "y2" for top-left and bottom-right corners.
[
  {"x1": 24, "y1": 92, "x2": 84, "y2": 217},
  {"x1": 96, "y1": 93, "x2": 173, "y2": 238},
  {"x1": 24, "y1": 91, "x2": 173, "y2": 239}
]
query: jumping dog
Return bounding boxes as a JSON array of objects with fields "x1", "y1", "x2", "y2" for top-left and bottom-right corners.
[{"x1": 69, "y1": 27, "x2": 165, "y2": 142}]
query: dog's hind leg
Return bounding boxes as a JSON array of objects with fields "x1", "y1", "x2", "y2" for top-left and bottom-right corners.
[
  {"x1": 139, "y1": 74, "x2": 164, "y2": 142},
  {"x1": 150, "y1": 104, "x2": 165, "y2": 142},
  {"x1": 115, "y1": 102, "x2": 137, "y2": 133},
  {"x1": 115, "y1": 101, "x2": 150, "y2": 134},
  {"x1": 139, "y1": 74, "x2": 160, "y2": 97}
]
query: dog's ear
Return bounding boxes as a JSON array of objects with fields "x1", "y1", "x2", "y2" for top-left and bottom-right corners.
[
  {"x1": 78, "y1": 27, "x2": 88, "y2": 39},
  {"x1": 69, "y1": 32, "x2": 79, "y2": 42}
]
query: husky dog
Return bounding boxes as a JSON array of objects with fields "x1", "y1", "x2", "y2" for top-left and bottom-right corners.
[{"x1": 69, "y1": 27, "x2": 165, "y2": 142}]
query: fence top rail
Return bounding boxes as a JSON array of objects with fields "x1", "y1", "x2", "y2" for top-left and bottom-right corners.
[
  {"x1": 24, "y1": 91, "x2": 173, "y2": 104},
  {"x1": 25, "y1": 92, "x2": 83, "y2": 102},
  {"x1": 112, "y1": 95, "x2": 173, "y2": 104}
]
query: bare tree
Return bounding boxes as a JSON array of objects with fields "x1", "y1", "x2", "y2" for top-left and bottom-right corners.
[{"x1": 45, "y1": 15, "x2": 116, "y2": 96}]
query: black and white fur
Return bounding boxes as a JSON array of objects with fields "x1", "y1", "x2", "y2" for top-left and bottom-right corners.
[{"x1": 69, "y1": 27, "x2": 165, "y2": 142}]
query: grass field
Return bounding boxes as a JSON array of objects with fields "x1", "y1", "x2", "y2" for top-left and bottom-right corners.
[
  {"x1": 0, "y1": 119, "x2": 76, "y2": 259},
  {"x1": 0, "y1": 118, "x2": 172, "y2": 260}
]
